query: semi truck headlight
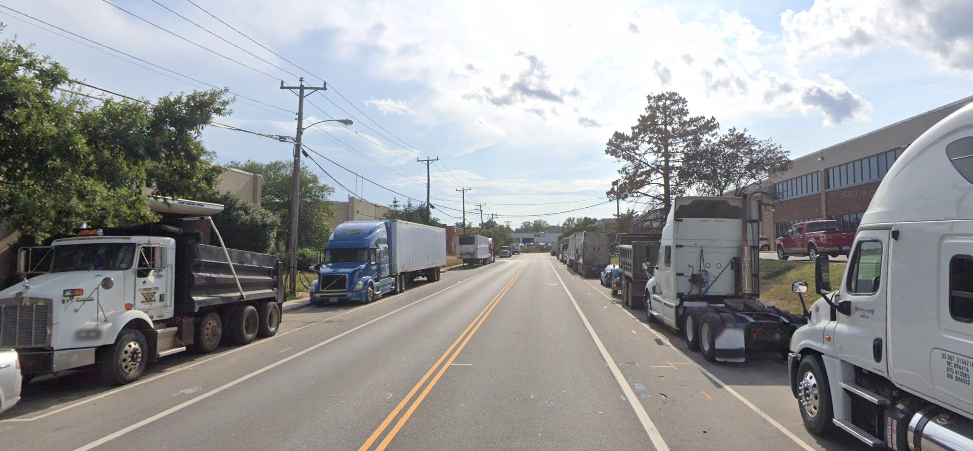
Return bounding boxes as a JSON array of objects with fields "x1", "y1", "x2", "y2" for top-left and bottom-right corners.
[{"x1": 354, "y1": 280, "x2": 364, "y2": 290}]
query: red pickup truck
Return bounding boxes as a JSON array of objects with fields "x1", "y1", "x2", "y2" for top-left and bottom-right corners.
[{"x1": 775, "y1": 220, "x2": 855, "y2": 260}]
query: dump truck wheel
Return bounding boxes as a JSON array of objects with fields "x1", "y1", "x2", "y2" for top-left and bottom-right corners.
[
  {"x1": 257, "y1": 301, "x2": 281, "y2": 337},
  {"x1": 195, "y1": 311, "x2": 222, "y2": 353},
  {"x1": 231, "y1": 305, "x2": 259, "y2": 345},
  {"x1": 99, "y1": 329, "x2": 147, "y2": 385}
]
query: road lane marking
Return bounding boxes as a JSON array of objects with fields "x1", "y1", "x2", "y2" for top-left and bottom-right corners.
[
  {"x1": 546, "y1": 260, "x2": 670, "y2": 451},
  {"x1": 362, "y1": 264, "x2": 526, "y2": 451},
  {"x1": 69, "y1": 264, "x2": 516, "y2": 451},
  {"x1": 279, "y1": 347, "x2": 293, "y2": 353},
  {"x1": 449, "y1": 363, "x2": 472, "y2": 366},
  {"x1": 576, "y1": 277, "x2": 816, "y2": 451},
  {"x1": 701, "y1": 391, "x2": 712, "y2": 400},
  {"x1": 2, "y1": 264, "x2": 506, "y2": 425}
]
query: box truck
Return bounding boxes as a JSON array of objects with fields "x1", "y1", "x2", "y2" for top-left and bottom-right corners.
[{"x1": 457, "y1": 235, "x2": 492, "y2": 265}]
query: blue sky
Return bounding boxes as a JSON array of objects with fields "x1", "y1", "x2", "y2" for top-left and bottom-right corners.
[{"x1": 2, "y1": 0, "x2": 971, "y2": 225}]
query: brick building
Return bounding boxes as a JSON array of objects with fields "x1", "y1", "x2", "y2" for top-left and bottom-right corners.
[{"x1": 762, "y1": 96, "x2": 973, "y2": 242}]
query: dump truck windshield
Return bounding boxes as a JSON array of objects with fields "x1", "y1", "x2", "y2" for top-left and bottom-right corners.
[{"x1": 50, "y1": 243, "x2": 136, "y2": 272}]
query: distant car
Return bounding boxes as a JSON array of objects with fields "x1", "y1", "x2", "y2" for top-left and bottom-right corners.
[
  {"x1": 600, "y1": 264, "x2": 619, "y2": 287},
  {"x1": 0, "y1": 349, "x2": 22, "y2": 416},
  {"x1": 759, "y1": 236, "x2": 771, "y2": 251}
]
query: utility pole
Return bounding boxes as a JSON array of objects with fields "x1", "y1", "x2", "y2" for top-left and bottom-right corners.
[
  {"x1": 417, "y1": 157, "x2": 439, "y2": 223},
  {"x1": 475, "y1": 203, "x2": 486, "y2": 227},
  {"x1": 456, "y1": 187, "x2": 471, "y2": 231},
  {"x1": 281, "y1": 77, "x2": 328, "y2": 295}
]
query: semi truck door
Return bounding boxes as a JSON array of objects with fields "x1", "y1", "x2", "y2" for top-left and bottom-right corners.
[
  {"x1": 135, "y1": 244, "x2": 168, "y2": 319},
  {"x1": 833, "y1": 230, "x2": 889, "y2": 376}
]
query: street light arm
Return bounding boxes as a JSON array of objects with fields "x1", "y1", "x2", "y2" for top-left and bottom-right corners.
[{"x1": 302, "y1": 118, "x2": 353, "y2": 131}]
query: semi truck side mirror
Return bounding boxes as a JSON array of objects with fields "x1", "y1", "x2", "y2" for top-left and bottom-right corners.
[
  {"x1": 814, "y1": 254, "x2": 832, "y2": 295},
  {"x1": 791, "y1": 282, "x2": 807, "y2": 293}
]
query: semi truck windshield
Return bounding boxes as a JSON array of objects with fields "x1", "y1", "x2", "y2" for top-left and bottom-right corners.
[
  {"x1": 50, "y1": 243, "x2": 136, "y2": 272},
  {"x1": 326, "y1": 248, "x2": 369, "y2": 263}
]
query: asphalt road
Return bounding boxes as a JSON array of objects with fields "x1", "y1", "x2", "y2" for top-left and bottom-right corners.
[{"x1": 0, "y1": 254, "x2": 866, "y2": 450}]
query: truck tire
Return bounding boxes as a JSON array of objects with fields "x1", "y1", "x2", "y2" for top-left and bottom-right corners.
[
  {"x1": 195, "y1": 311, "x2": 222, "y2": 353},
  {"x1": 257, "y1": 301, "x2": 281, "y2": 337},
  {"x1": 395, "y1": 274, "x2": 404, "y2": 294},
  {"x1": 797, "y1": 354, "x2": 836, "y2": 437},
  {"x1": 777, "y1": 245, "x2": 789, "y2": 261},
  {"x1": 435, "y1": 267, "x2": 441, "y2": 282},
  {"x1": 807, "y1": 244, "x2": 819, "y2": 261},
  {"x1": 700, "y1": 312, "x2": 722, "y2": 362},
  {"x1": 230, "y1": 305, "x2": 259, "y2": 345},
  {"x1": 645, "y1": 295, "x2": 656, "y2": 323},
  {"x1": 99, "y1": 329, "x2": 148, "y2": 385},
  {"x1": 612, "y1": 279, "x2": 620, "y2": 296},
  {"x1": 365, "y1": 284, "x2": 375, "y2": 303},
  {"x1": 683, "y1": 308, "x2": 702, "y2": 352}
]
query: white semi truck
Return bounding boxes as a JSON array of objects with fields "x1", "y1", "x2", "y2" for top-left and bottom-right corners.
[
  {"x1": 788, "y1": 102, "x2": 973, "y2": 450},
  {"x1": 644, "y1": 196, "x2": 806, "y2": 362},
  {"x1": 0, "y1": 204, "x2": 284, "y2": 385}
]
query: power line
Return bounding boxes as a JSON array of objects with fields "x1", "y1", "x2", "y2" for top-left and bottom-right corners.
[
  {"x1": 150, "y1": 0, "x2": 300, "y2": 78},
  {"x1": 490, "y1": 197, "x2": 606, "y2": 206},
  {"x1": 0, "y1": 4, "x2": 293, "y2": 117},
  {"x1": 494, "y1": 200, "x2": 614, "y2": 218},
  {"x1": 102, "y1": 0, "x2": 282, "y2": 81}
]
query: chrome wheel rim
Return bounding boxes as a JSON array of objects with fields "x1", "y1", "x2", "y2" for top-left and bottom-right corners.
[
  {"x1": 685, "y1": 315, "x2": 695, "y2": 342},
  {"x1": 798, "y1": 370, "x2": 821, "y2": 418},
  {"x1": 808, "y1": 247, "x2": 818, "y2": 260},
  {"x1": 120, "y1": 340, "x2": 143, "y2": 375},
  {"x1": 778, "y1": 247, "x2": 785, "y2": 259},
  {"x1": 267, "y1": 306, "x2": 280, "y2": 330}
]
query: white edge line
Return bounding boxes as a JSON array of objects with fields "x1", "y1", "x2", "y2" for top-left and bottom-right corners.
[
  {"x1": 72, "y1": 268, "x2": 483, "y2": 451},
  {"x1": 576, "y1": 276, "x2": 816, "y2": 451},
  {"x1": 547, "y1": 259, "x2": 671, "y2": 451},
  {"x1": 3, "y1": 263, "x2": 499, "y2": 424}
]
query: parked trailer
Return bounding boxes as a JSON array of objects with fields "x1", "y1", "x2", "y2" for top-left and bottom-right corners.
[
  {"x1": 618, "y1": 238, "x2": 661, "y2": 308},
  {"x1": 5, "y1": 217, "x2": 284, "y2": 385},
  {"x1": 787, "y1": 102, "x2": 973, "y2": 450},
  {"x1": 644, "y1": 196, "x2": 806, "y2": 363},
  {"x1": 577, "y1": 232, "x2": 611, "y2": 278},
  {"x1": 310, "y1": 220, "x2": 447, "y2": 304},
  {"x1": 457, "y1": 235, "x2": 492, "y2": 265},
  {"x1": 564, "y1": 233, "x2": 579, "y2": 268}
]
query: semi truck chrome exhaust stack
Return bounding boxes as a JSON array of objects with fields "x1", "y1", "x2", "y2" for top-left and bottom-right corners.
[{"x1": 908, "y1": 405, "x2": 973, "y2": 451}]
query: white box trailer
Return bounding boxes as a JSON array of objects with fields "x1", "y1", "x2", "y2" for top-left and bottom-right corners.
[
  {"x1": 457, "y1": 234, "x2": 492, "y2": 265},
  {"x1": 389, "y1": 220, "x2": 447, "y2": 275},
  {"x1": 565, "y1": 233, "x2": 579, "y2": 267}
]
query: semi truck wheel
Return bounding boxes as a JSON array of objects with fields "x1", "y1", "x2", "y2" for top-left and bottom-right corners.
[
  {"x1": 99, "y1": 329, "x2": 148, "y2": 385},
  {"x1": 683, "y1": 308, "x2": 702, "y2": 351},
  {"x1": 777, "y1": 246, "x2": 789, "y2": 261},
  {"x1": 365, "y1": 284, "x2": 375, "y2": 303},
  {"x1": 700, "y1": 313, "x2": 722, "y2": 362},
  {"x1": 396, "y1": 274, "x2": 405, "y2": 293},
  {"x1": 195, "y1": 311, "x2": 222, "y2": 353},
  {"x1": 435, "y1": 267, "x2": 441, "y2": 282},
  {"x1": 797, "y1": 355, "x2": 835, "y2": 436},
  {"x1": 231, "y1": 305, "x2": 259, "y2": 345},
  {"x1": 612, "y1": 279, "x2": 620, "y2": 296},
  {"x1": 257, "y1": 301, "x2": 281, "y2": 337},
  {"x1": 645, "y1": 296, "x2": 656, "y2": 323}
]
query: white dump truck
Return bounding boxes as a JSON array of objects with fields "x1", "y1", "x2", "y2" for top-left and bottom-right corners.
[
  {"x1": 0, "y1": 199, "x2": 284, "y2": 385},
  {"x1": 644, "y1": 196, "x2": 806, "y2": 362},
  {"x1": 788, "y1": 102, "x2": 973, "y2": 450}
]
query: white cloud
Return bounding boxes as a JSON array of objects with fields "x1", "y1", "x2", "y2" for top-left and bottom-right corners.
[
  {"x1": 364, "y1": 98, "x2": 413, "y2": 115},
  {"x1": 781, "y1": 0, "x2": 973, "y2": 75}
]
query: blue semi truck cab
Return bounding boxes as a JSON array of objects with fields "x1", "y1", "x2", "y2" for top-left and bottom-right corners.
[{"x1": 309, "y1": 220, "x2": 447, "y2": 304}]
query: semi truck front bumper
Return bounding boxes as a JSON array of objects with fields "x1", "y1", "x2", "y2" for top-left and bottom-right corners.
[
  {"x1": 17, "y1": 348, "x2": 96, "y2": 374},
  {"x1": 311, "y1": 290, "x2": 369, "y2": 303}
]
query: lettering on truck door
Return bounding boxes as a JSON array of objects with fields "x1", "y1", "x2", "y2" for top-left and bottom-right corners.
[{"x1": 833, "y1": 231, "x2": 889, "y2": 376}]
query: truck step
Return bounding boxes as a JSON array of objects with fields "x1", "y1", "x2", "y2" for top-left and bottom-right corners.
[
  {"x1": 157, "y1": 347, "x2": 186, "y2": 358},
  {"x1": 832, "y1": 419, "x2": 885, "y2": 447},
  {"x1": 840, "y1": 382, "x2": 889, "y2": 406}
]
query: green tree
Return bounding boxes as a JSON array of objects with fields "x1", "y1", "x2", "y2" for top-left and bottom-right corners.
[
  {"x1": 605, "y1": 91, "x2": 718, "y2": 221},
  {"x1": 559, "y1": 216, "x2": 601, "y2": 239},
  {"x1": 227, "y1": 160, "x2": 335, "y2": 251},
  {"x1": 515, "y1": 221, "x2": 532, "y2": 232},
  {"x1": 200, "y1": 190, "x2": 278, "y2": 253},
  {"x1": 530, "y1": 219, "x2": 550, "y2": 233},
  {"x1": 0, "y1": 36, "x2": 230, "y2": 241},
  {"x1": 384, "y1": 198, "x2": 440, "y2": 226},
  {"x1": 681, "y1": 127, "x2": 792, "y2": 197}
]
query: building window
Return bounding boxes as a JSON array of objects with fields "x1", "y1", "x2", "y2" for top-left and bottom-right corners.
[
  {"x1": 825, "y1": 148, "x2": 903, "y2": 191},
  {"x1": 949, "y1": 255, "x2": 973, "y2": 323},
  {"x1": 776, "y1": 172, "x2": 821, "y2": 201}
]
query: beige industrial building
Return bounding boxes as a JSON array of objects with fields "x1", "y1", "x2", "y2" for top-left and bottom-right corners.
[{"x1": 331, "y1": 195, "x2": 390, "y2": 224}]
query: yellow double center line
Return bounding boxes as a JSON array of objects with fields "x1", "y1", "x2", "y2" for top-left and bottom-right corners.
[{"x1": 359, "y1": 264, "x2": 527, "y2": 451}]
